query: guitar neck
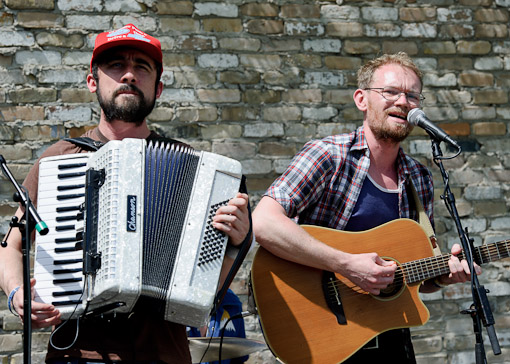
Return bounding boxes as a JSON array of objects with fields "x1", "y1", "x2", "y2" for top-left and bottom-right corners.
[{"x1": 404, "y1": 239, "x2": 510, "y2": 284}]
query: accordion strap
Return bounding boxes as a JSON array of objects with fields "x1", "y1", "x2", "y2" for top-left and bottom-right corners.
[
  {"x1": 64, "y1": 137, "x2": 104, "y2": 151},
  {"x1": 212, "y1": 175, "x2": 252, "y2": 314}
]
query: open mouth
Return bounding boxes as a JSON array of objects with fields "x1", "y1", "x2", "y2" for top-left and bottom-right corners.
[{"x1": 389, "y1": 113, "x2": 407, "y2": 121}]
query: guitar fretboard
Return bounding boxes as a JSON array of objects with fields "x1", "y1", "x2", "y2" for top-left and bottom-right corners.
[{"x1": 403, "y1": 239, "x2": 510, "y2": 284}]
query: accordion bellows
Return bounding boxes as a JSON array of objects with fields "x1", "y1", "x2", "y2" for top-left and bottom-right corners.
[{"x1": 34, "y1": 138, "x2": 243, "y2": 327}]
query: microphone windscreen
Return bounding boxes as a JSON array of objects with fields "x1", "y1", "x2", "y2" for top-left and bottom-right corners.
[{"x1": 406, "y1": 108, "x2": 423, "y2": 126}]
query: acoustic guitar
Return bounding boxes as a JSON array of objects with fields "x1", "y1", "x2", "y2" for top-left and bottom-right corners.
[{"x1": 250, "y1": 218, "x2": 509, "y2": 364}]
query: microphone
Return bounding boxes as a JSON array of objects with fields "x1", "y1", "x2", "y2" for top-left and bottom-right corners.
[
  {"x1": 407, "y1": 108, "x2": 460, "y2": 149},
  {"x1": 0, "y1": 155, "x2": 49, "y2": 235}
]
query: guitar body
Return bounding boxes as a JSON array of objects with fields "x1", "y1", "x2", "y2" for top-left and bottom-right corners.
[{"x1": 251, "y1": 219, "x2": 435, "y2": 364}]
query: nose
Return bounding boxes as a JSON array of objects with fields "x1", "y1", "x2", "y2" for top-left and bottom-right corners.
[
  {"x1": 394, "y1": 92, "x2": 410, "y2": 106},
  {"x1": 121, "y1": 65, "x2": 136, "y2": 84}
]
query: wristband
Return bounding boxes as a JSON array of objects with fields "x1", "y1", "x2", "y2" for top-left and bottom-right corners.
[{"x1": 7, "y1": 286, "x2": 21, "y2": 317}]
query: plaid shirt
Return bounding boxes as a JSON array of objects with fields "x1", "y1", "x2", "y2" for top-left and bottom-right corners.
[{"x1": 266, "y1": 126, "x2": 434, "y2": 230}]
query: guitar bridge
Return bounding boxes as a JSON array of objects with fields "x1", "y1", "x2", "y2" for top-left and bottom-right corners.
[{"x1": 322, "y1": 271, "x2": 347, "y2": 325}]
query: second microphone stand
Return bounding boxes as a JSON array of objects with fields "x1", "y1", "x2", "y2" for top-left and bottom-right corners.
[
  {"x1": 1, "y1": 155, "x2": 49, "y2": 364},
  {"x1": 430, "y1": 139, "x2": 500, "y2": 364}
]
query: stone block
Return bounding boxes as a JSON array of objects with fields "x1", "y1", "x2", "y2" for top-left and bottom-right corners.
[
  {"x1": 261, "y1": 39, "x2": 300, "y2": 52},
  {"x1": 321, "y1": 5, "x2": 360, "y2": 20},
  {"x1": 400, "y1": 7, "x2": 436, "y2": 22},
  {"x1": 456, "y1": 40, "x2": 492, "y2": 54},
  {"x1": 200, "y1": 124, "x2": 242, "y2": 139},
  {"x1": 240, "y1": 159, "x2": 272, "y2": 175},
  {"x1": 57, "y1": 0, "x2": 102, "y2": 11},
  {"x1": 473, "y1": 90, "x2": 508, "y2": 104},
  {"x1": 0, "y1": 106, "x2": 44, "y2": 121},
  {"x1": 177, "y1": 35, "x2": 217, "y2": 51},
  {"x1": 219, "y1": 38, "x2": 260, "y2": 52},
  {"x1": 175, "y1": 107, "x2": 217, "y2": 122},
  {"x1": 303, "y1": 39, "x2": 341, "y2": 53},
  {"x1": 194, "y1": 3, "x2": 238, "y2": 17},
  {"x1": 284, "y1": 54, "x2": 322, "y2": 69},
  {"x1": 326, "y1": 22, "x2": 363, "y2": 37},
  {"x1": 262, "y1": 107, "x2": 301, "y2": 122},
  {"x1": 15, "y1": 50, "x2": 61, "y2": 65},
  {"x1": 240, "y1": 54, "x2": 281, "y2": 70},
  {"x1": 305, "y1": 72, "x2": 344, "y2": 87},
  {"x1": 475, "y1": 24, "x2": 508, "y2": 38},
  {"x1": 285, "y1": 21, "x2": 324, "y2": 36},
  {"x1": 324, "y1": 90, "x2": 356, "y2": 104},
  {"x1": 160, "y1": 18, "x2": 199, "y2": 33},
  {"x1": 5, "y1": 0, "x2": 53, "y2": 9},
  {"x1": 36, "y1": 33, "x2": 84, "y2": 48},
  {"x1": 362, "y1": 7, "x2": 398, "y2": 21},
  {"x1": 17, "y1": 12, "x2": 64, "y2": 28},
  {"x1": 246, "y1": 19, "x2": 283, "y2": 35},
  {"x1": 212, "y1": 141, "x2": 256, "y2": 160},
  {"x1": 282, "y1": 89, "x2": 321, "y2": 104},
  {"x1": 303, "y1": 107, "x2": 338, "y2": 120},
  {"x1": 61, "y1": 88, "x2": 96, "y2": 103},
  {"x1": 197, "y1": 54, "x2": 238, "y2": 69},
  {"x1": 437, "y1": 8, "x2": 472, "y2": 22},
  {"x1": 155, "y1": 1, "x2": 193, "y2": 15},
  {"x1": 8, "y1": 88, "x2": 57, "y2": 103},
  {"x1": 197, "y1": 89, "x2": 240, "y2": 103},
  {"x1": 438, "y1": 24, "x2": 474, "y2": 39},
  {"x1": 221, "y1": 107, "x2": 258, "y2": 121},
  {"x1": 240, "y1": 3, "x2": 278, "y2": 17},
  {"x1": 364, "y1": 23, "x2": 401, "y2": 38},
  {"x1": 219, "y1": 70, "x2": 260, "y2": 84},
  {"x1": 324, "y1": 56, "x2": 362, "y2": 70},
  {"x1": 343, "y1": 40, "x2": 380, "y2": 54},
  {"x1": 423, "y1": 41, "x2": 456, "y2": 54},
  {"x1": 163, "y1": 54, "x2": 195, "y2": 67},
  {"x1": 243, "y1": 89, "x2": 280, "y2": 104},
  {"x1": 173, "y1": 70, "x2": 215, "y2": 87},
  {"x1": 204, "y1": 18, "x2": 242, "y2": 33},
  {"x1": 459, "y1": 71, "x2": 494, "y2": 87},
  {"x1": 259, "y1": 142, "x2": 297, "y2": 157},
  {"x1": 0, "y1": 30, "x2": 34, "y2": 46},
  {"x1": 402, "y1": 23, "x2": 437, "y2": 38},
  {"x1": 280, "y1": 4, "x2": 320, "y2": 19},
  {"x1": 66, "y1": 15, "x2": 111, "y2": 30}
]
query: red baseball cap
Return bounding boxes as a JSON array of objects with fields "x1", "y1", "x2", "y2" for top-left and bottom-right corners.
[{"x1": 90, "y1": 24, "x2": 162, "y2": 72}]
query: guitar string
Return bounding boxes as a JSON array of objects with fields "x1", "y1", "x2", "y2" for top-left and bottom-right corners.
[{"x1": 325, "y1": 244, "x2": 510, "y2": 300}]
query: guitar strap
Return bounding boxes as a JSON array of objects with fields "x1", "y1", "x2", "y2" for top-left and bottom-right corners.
[{"x1": 408, "y1": 181, "x2": 442, "y2": 256}]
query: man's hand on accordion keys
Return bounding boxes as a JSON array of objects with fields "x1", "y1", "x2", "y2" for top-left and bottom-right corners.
[
  {"x1": 13, "y1": 278, "x2": 61, "y2": 328},
  {"x1": 211, "y1": 192, "x2": 250, "y2": 247}
]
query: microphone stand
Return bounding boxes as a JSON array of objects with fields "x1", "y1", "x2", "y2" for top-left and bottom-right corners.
[
  {"x1": 429, "y1": 140, "x2": 501, "y2": 363},
  {"x1": 1, "y1": 155, "x2": 48, "y2": 364}
]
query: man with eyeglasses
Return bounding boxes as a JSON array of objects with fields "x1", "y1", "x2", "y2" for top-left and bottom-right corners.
[{"x1": 252, "y1": 52, "x2": 480, "y2": 363}]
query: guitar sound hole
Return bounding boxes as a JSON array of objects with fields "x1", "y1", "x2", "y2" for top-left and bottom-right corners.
[{"x1": 378, "y1": 265, "x2": 404, "y2": 298}]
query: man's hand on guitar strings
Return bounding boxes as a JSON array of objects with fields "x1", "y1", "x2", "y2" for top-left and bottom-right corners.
[
  {"x1": 439, "y1": 243, "x2": 482, "y2": 286},
  {"x1": 341, "y1": 252, "x2": 397, "y2": 295},
  {"x1": 212, "y1": 193, "x2": 250, "y2": 246}
]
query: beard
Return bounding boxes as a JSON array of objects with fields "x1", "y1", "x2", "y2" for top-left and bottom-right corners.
[
  {"x1": 366, "y1": 105, "x2": 413, "y2": 144},
  {"x1": 96, "y1": 84, "x2": 156, "y2": 126}
]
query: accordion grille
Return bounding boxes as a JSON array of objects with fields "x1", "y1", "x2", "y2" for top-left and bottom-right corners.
[{"x1": 141, "y1": 142, "x2": 199, "y2": 301}]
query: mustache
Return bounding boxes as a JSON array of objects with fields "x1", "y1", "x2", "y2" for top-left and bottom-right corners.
[{"x1": 114, "y1": 84, "x2": 144, "y2": 98}]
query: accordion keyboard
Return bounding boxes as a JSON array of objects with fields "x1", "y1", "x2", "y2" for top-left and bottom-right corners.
[{"x1": 34, "y1": 153, "x2": 90, "y2": 316}]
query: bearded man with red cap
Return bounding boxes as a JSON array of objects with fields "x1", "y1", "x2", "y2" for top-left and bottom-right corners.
[{"x1": 0, "y1": 24, "x2": 250, "y2": 364}]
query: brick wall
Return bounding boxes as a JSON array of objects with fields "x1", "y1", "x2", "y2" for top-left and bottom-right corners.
[{"x1": 1, "y1": 0, "x2": 510, "y2": 363}]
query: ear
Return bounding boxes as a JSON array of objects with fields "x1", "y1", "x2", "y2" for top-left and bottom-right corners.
[
  {"x1": 353, "y1": 88, "x2": 368, "y2": 112},
  {"x1": 155, "y1": 81, "x2": 163, "y2": 99},
  {"x1": 87, "y1": 74, "x2": 97, "y2": 93}
]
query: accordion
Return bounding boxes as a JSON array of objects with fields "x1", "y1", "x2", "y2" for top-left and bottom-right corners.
[{"x1": 34, "y1": 138, "x2": 243, "y2": 327}]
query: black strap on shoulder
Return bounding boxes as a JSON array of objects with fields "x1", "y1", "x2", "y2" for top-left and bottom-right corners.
[{"x1": 63, "y1": 137, "x2": 104, "y2": 151}]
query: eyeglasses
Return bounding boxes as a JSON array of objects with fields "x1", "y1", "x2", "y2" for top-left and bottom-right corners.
[{"x1": 364, "y1": 87, "x2": 425, "y2": 106}]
